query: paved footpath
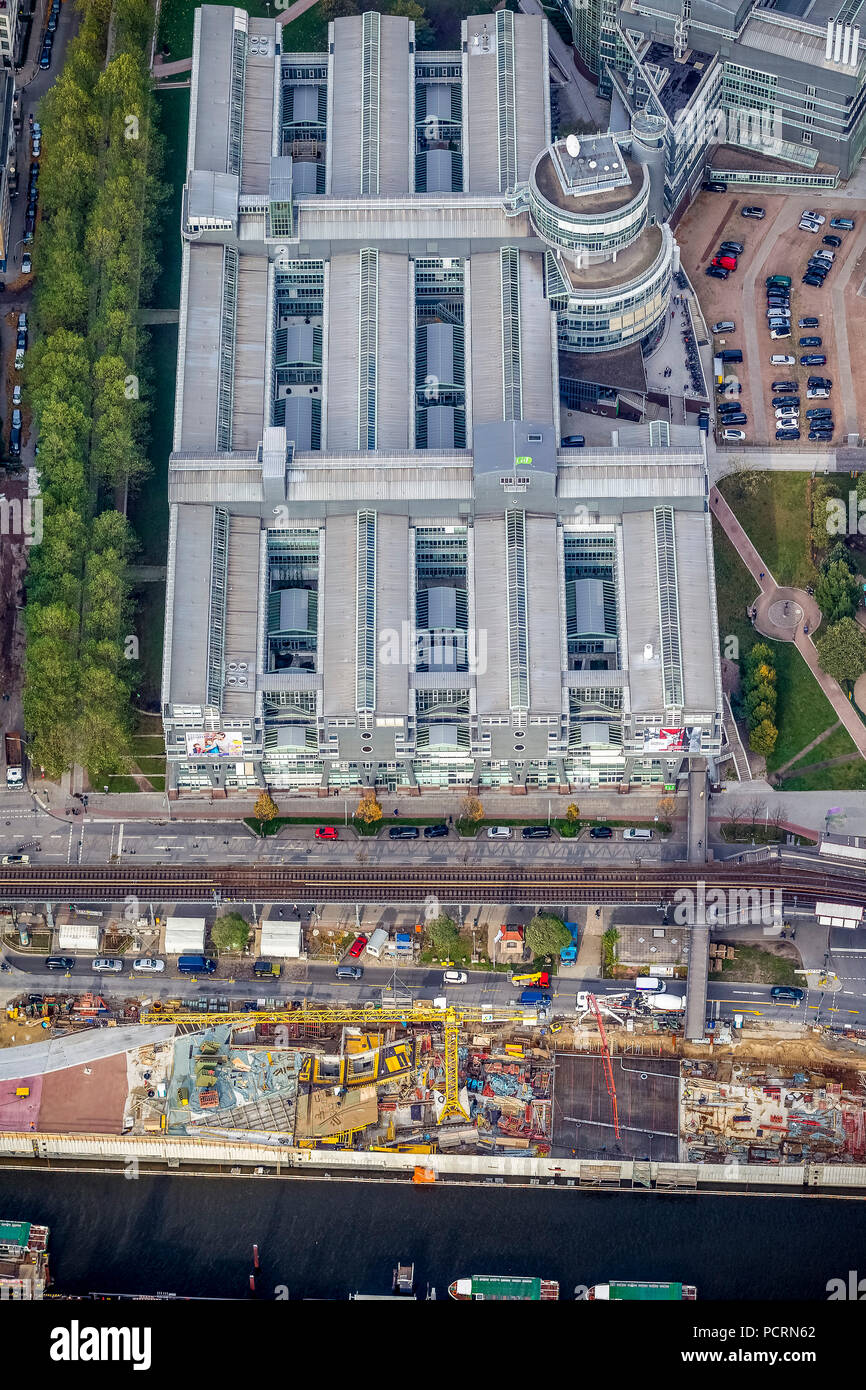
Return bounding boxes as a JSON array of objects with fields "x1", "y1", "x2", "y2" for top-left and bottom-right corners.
[{"x1": 711, "y1": 489, "x2": 866, "y2": 759}]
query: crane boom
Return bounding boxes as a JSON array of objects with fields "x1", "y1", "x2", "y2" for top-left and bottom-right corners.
[{"x1": 586, "y1": 993, "x2": 620, "y2": 1142}]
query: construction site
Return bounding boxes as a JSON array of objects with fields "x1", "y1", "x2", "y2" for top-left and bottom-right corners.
[{"x1": 1, "y1": 986, "x2": 866, "y2": 1168}]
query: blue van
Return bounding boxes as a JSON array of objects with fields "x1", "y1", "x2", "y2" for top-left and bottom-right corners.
[
  {"x1": 519, "y1": 988, "x2": 552, "y2": 1007},
  {"x1": 177, "y1": 955, "x2": 217, "y2": 975}
]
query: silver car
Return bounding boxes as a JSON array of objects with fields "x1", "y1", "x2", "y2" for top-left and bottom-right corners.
[{"x1": 132, "y1": 957, "x2": 165, "y2": 973}]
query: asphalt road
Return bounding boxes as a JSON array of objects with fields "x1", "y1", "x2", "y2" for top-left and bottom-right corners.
[{"x1": 2, "y1": 955, "x2": 857, "y2": 1024}]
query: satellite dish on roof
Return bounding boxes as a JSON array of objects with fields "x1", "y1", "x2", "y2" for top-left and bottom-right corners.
[{"x1": 565, "y1": 134, "x2": 580, "y2": 157}]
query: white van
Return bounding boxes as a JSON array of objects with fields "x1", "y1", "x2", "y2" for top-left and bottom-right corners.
[
  {"x1": 623, "y1": 828, "x2": 653, "y2": 841},
  {"x1": 770, "y1": 354, "x2": 795, "y2": 366},
  {"x1": 365, "y1": 926, "x2": 390, "y2": 959},
  {"x1": 635, "y1": 976, "x2": 665, "y2": 992}
]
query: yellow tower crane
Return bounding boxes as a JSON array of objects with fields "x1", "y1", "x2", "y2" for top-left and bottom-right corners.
[{"x1": 141, "y1": 1001, "x2": 532, "y2": 1129}]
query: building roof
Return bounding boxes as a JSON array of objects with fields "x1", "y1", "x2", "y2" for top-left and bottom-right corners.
[
  {"x1": 534, "y1": 149, "x2": 642, "y2": 215},
  {"x1": 191, "y1": 4, "x2": 236, "y2": 174},
  {"x1": 166, "y1": 505, "x2": 214, "y2": 706},
  {"x1": 164, "y1": 917, "x2": 206, "y2": 954},
  {"x1": 559, "y1": 342, "x2": 647, "y2": 395}
]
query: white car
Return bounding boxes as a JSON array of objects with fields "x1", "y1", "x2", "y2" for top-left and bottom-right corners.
[
  {"x1": 443, "y1": 970, "x2": 469, "y2": 985},
  {"x1": 132, "y1": 957, "x2": 165, "y2": 973},
  {"x1": 775, "y1": 408, "x2": 800, "y2": 419},
  {"x1": 12, "y1": 385, "x2": 21, "y2": 405},
  {"x1": 721, "y1": 428, "x2": 746, "y2": 441},
  {"x1": 769, "y1": 355, "x2": 795, "y2": 365},
  {"x1": 807, "y1": 388, "x2": 830, "y2": 399},
  {"x1": 799, "y1": 220, "x2": 821, "y2": 233},
  {"x1": 804, "y1": 211, "x2": 826, "y2": 224},
  {"x1": 486, "y1": 825, "x2": 512, "y2": 839}
]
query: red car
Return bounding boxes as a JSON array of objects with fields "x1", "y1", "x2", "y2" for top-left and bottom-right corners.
[
  {"x1": 712, "y1": 255, "x2": 737, "y2": 270},
  {"x1": 315, "y1": 825, "x2": 338, "y2": 840},
  {"x1": 348, "y1": 934, "x2": 368, "y2": 959}
]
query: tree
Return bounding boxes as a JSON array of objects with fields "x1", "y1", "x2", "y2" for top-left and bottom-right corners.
[
  {"x1": 428, "y1": 913, "x2": 460, "y2": 955},
  {"x1": 254, "y1": 791, "x2": 279, "y2": 823},
  {"x1": 565, "y1": 803, "x2": 580, "y2": 822},
  {"x1": 458, "y1": 793, "x2": 484, "y2": 824},
  {"x1": 815, "y1": 559, "x2": 860, "y2": 624},
  {"x1": 749, "y1": 720, "x2": 778, "y2": 759},
  {"x1": 211, "y1": 912, "x2": 251, "y2": 953},
  {"x1": 656, "y1": 795, "x2": 676, "y2": 821},
  {"x1": 355, "y1": 790, "x2": 383, "y2": 824},
  {"x1": 526, "y1": 913, "x2": 571, "y2": 957},
  {"x1": 816, "y1": 618, "x2": 866, "y2": 683}
]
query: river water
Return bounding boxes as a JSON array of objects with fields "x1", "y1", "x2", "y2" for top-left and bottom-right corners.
[{"x1": 2, "y1": 1171, "x2": 865, "y2": 1300}]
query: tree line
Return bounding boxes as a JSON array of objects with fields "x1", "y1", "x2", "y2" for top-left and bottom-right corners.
[{"x1": 24, "y1": 0, "x2": 165, "y2": 778}]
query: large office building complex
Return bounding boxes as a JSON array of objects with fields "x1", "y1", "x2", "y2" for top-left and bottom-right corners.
[
  {"x1": 567, "y1": 0, "x2": 866, "y2": 209},
  {"x1": 162, "y1": 5, "x2": 722, "y2": 798}
]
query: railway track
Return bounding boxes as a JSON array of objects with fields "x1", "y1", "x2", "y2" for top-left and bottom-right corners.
[{"x1": 0, "y1": 861, "x2": 863, "y2": 905}]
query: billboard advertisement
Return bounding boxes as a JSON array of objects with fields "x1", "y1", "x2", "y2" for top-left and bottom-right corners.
[
  {"x1": 185, "y1": 731, "x2": 245, "y2": 759},
  {"x1": 640, "y1": 727, "x2": 703, "y2": 754}
]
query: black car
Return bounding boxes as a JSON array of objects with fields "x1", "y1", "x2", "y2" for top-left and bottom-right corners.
[
  {"x1": 772, "y1": 397, "x2": 800, "y2": 408},
  {"x1": 771, "y1": 381, "x2": 797, "y2": 393},
  {"x1": 799, "y1": 337, "x2": 822, "y2": 347},
  {"x1": 24, "y1": 213, "x2": 35, "y2": 237},
  {"x1": 10, "y1": 424, "x2": 21, "y2": 455},
  {"x1": 423, "y1": 823, "x2": 448, "y2": 838},
  {"x1": 39, "y1": 45, "x2": 51, "y2": 69},
  {"x1": 741, "y1": 206, "x2": 765, "y2": 218},
  {"x1": 706, "y1": 265, "x2": 729, "y2": 279},
  {"x1": 806, "y1": 408, "x2": 833, "y2": 418},
  {"x1": 775, "y1": 429, "x2": 800, "y2": 440},
  {"x1": 16, "y1": 330, "x2": 26, "y2": 350},
  {"x1": 771, "y1": 985, "x2": 804, "y2": 1003},
  {"x1": 722, "y1": 413, "x2": 747, "y2": 425},
  {"x1": 45, "y1": 957, "x2": 75, "y2": 971},
  {"x1": 720, "y1": 241, "x2": 744, "y2": 254},
  {"x1": 808, "y1": 376, "x2": 831, "y2": 387},
  {"x1": 388, "y1": 825, "x2": 419, "y2": 839},
  {"x1": 522, "y1": 826, "x2": 551, "y2": 840},
  {"x1": 809, "y1": 431, "x2": 833, "y2": 441},
  {"x1": 589, "y1": 826, "x2": 613, "y2": 839},
  {"x1": 703, "y1": 181, "x2": 728, "y2": 192},
  {"x1": 718, "y1": 402, "x2": 743, "y2": 414},
  {"x1": 799, "y1": 318, "x2": 819, "y2": 329},
  {"x1": 822, "y1": 235, "x2": 842, "y2": 247},
  {"x1": 801, "y1": 354, "x2": 826, "y2": 366},
  {"x1": 802, "y1": 275, "x2": 825, "y2": 287}
]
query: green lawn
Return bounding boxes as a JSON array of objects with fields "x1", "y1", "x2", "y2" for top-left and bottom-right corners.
[
  {"x1": 130, "y1": 581, "x2": 166, "y2": 711},
  {"x1": 158, "y1": 1, "x2": 329, "y2": 58},
  {"x1": 153, "y1": 89, "x2": 190, "y2": 313},
  {"x1": 785, "y1": 722, "x2": 857, "y2": 770},
  {"x1": 718, "y1": 473, "x2": 819, "y2": 590},
  {"x1": 780, "y1": 760, "x2": 866, "y2": 791},
  {"x1": 712, "y1": 519, "x2": 840, "y2": 775}
]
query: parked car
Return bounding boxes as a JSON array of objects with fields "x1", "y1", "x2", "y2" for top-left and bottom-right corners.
[
  {"x1": 809, "y1": 431, "x2": 833, "y2": 441},
  {"x1": 12, "y1": 384, "x2": 21, "y2": 405},
  {"x1": 721, "y1": 429, "x2": 746, "y2": 441},
  {"x1": 21, "y1": 252, "x2": 31, "y2": 274},
  {"x1": 771, "y1": 381, "x2": 797, "y2": 393},
  {"x1": 388, "y1": 824, "x2": 419, "y2": 839},
  {"x1": 766, "y1": 275, "x2": 791, "y2": 287},
  {"x1": 712, "y1": 320, "x2": 735, "y2": 333},
  {"x1": 720, "y1": 412, "x2": 747, "y2": 424},
  {"x1": 798, "y1": 317, "x2": 819, "y2": 328},
  {"x1": 348, "y1": 934, "x2": 368, "y2": 959},
  {"x1": 31, "y1": 136, "x2": 41, "y2": 156},
  {"x1": 2, "y1": 854, "x2": 29, "y2": 865},
  {"x1": 775, "y1": 429, "x2": 801, "y2": 440},
  {"x1": 335, "y1": 964, "x2": 363, "y2": 980},
  {"x1": 806, "y1": 407, "x2": 833, "y2": 418},
  {"x1": 14, "y1": 348, "x2": 24, "y2": 371},
  {"x1": 486, "y1": 825, "x2": 512, "y2": 839},
  {"x1": 443, "y1": 970, "x2": 469, "y2": 985},
  {"x1": 39, "y1": 45, "x2": 51, "y2": 69},
  {"x1": 741, "y1": 206, "x2": 765, "y2": 218},
  {"x1": 47, "y1": 10, "x2": 57, "y2": 29},
  {"x1": 799, "y1": 337, "x2": 822, "y2": 347},
  {"x1": 802, "y1": 275, "x2": 826, "y2": 287},
  {"x1": 702, "y1": 181, "x2": 728, "y2": 192},
  {"x1": 92, "y1": 958, "x2": 123, "y2": 973},
  {"x1": 589, "y1": 826, "x2": 613, "y2": 838},
  {"x1": 705, "y1": 265, "x2": 729, "y2": 279},
  {"x1": 803, "y1": 210, "x2": 826, "y2": 224},
  {"x1": 423, "y1": 823, "x2": 449, "y2": 838},
  {"x1": 801, "y1": 354, "x2": 827, "y2": 366},
  {"x1": 16, "y1": 331, "x2": 25, "y2": 352},
  {"x1": 807, "y1": 388, "x2": 831, "y2": 399},
  {"x1": 561, "y1": 434, "x2": 585, "y2": 447},
  {"x1": 712, "y1": 254, "x2": 737, "y2": 270},
  {"x1": 830, "y1": 217, "x2": 854, "y2": 229},
  {"x1": 808, "y1": 376, "x2": 832, "y2": 387},
  {"x1": 45, "y1": 957, "x2": 74, "y2": 971},
  {"x1": 719, "y1": 242, "x2": 744, "y2": 254},
  {"x1": 132, "y1": 957, "x2": 165, "y2": 973},
  {"x1": 314, "y1": 825, "x2": 338, "y2": 840},
  {"x1": 769, "y1": 328, "x2": 791, "y2": 339},
  {"x1": 522, "y1": 826, "x2": 551, "y2": 840},
  {"x1": 798, "y1": 219, "x2": 821, "y2": 233},
  {"x1": 770, "y1": 354, "x2": 795, "y2": 365},
  {"x1": 771, "y1": 985, "x2": 804, "y2": 1002}
]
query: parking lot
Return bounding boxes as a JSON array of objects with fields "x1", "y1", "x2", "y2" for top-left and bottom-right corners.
[{"x1": 677, "y1": 188, "x2": 864, "y2": 447}]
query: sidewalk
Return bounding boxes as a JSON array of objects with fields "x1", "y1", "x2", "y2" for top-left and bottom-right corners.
[{"x1": 30, "y1": 781, "x2": 683, "y2": 825}]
